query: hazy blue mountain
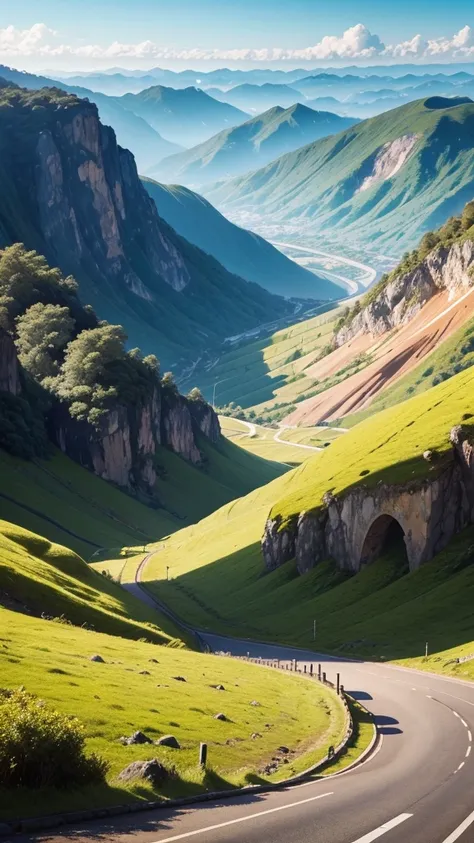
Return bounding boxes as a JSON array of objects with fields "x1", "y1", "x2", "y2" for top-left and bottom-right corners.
[
  {"x1": 149, "y1": 103, "x2": 358, "y2": 186},
  {"x1": 119, "y1": 85, "x2": 248, "y2": 146},
  {"x1": 65, "y1": 86, "x2": 182, "y2": 171},
  {"x1": 205, "y1": 97, "x2": 474, "y2": 255},
  {"x1": 207, "y1": 83, "x2": 305, "y2": 113},
  {"x1": 142, "y1": 179, "x2": 339, "y2": 300}
]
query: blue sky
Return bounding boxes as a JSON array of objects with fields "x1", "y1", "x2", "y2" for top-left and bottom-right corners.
[{"x1": 0, "y1": 0, "x2": 473, "y2": 70}]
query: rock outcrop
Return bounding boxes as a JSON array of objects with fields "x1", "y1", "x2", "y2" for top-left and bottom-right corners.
[
  {"x1": 262, "y1": 427, "x2": 474, "y2": 575},
  {"x1": 0, "y1": 330, "x2": 20, "y2": 395},
  {"x1": 335, "y1": 239, "x2": 474, "y2": 347},
  {"x1": 50, "y1": 387, "x2": 220, "y2": 492}
]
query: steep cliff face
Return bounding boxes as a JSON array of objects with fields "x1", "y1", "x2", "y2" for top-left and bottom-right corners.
[
  {"x1": 0, "y1": 330, "x2": 20, "y2": 395},
  {"x1": 335, "y1": 239, "x2": 474, "y2": 347},
  {"x1": 51, "y1": 388, "x2": 220, "y2": 491},
  {"x1": 0, "y1": 86, "x2": 290, "y2": 366},
  {"x1": 261, "y1": 426, "x2": 474, "y2": 576}
]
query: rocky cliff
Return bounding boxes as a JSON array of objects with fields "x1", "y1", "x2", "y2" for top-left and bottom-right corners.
[
  {"x1": 1, "y1": 332, "x2": 220, "y2": 496},
  {"x1": 335, "y1": 239, "x2": 474, "y2": 347},
  {"x1": 0, "y1": 85, "x2": 290, "y2": 367},
  {"x1": 0, "y1": 330, "x2": 20, "y2": 395},
  {"x1": 262, "y1": 425, "x2": 474, "y2": 576}
]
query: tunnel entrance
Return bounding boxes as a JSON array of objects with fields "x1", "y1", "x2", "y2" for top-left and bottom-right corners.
[{"x1": 360, "y1": 514, "x2": 408, "y2": 568}]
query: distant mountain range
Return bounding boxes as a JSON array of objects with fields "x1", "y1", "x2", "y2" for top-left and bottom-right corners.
[
  {"x1": 205, "y1": 96, "x2": 474, "y2": 255},
  {"x1": 143, "y1": 179, "x2": 340, "y2": 300},
  {"x1": 206, "y1": 83, "x2": 306, "y2": 113},
  {"x1": 118, "y1": 86, "x2": 248, "y2": 146},
  {"x1": 65, "y1": 86, "x2": 182, "y2": 171},
  {"x1": 149, "y1": 104, "x2": 358, "y2": 187}
]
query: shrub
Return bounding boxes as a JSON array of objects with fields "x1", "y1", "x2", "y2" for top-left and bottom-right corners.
[{"x1": 0, "y1": 688, "x2": 108, "y2": 789}]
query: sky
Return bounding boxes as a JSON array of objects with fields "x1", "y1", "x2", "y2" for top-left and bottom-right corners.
[{"x1": 1, "y1": 0, "x2": 474, "y2": 72}]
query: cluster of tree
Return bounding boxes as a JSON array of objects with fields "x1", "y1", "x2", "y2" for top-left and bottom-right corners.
[{"x1": 0, "y1": 245, "x2": 205, "y2": 455}]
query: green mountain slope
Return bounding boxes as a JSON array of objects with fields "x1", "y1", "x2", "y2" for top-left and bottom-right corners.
[
  {"x1": 134, "y1": 365, "x2": 474, "y2": 672},
  {"x1": 119, "y1": 85, "x2": 248, "y2": 147},
  {"x1": 206, "y1": 97, "x2": 474, "y2": 255},
  {"x1": 0, "y1": 520, "x2": 183, "y2": 644},
  {"x1": 143, "y1": 180, "x2": 339, "y2": 299},
  {"x1": 147, "y1": 104, "x2": 357, "y2": 187}
]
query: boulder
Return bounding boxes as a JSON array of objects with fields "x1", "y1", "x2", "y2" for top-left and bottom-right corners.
[
  {"x1": 172, "y1": 676, "x2": 186, "y2": 682},
  {"x1": 122, "y1": 730, "x2": 152, "y2": 745},
  {"x1": 90, "y1": 654, "x2": 105, "y2": 663},
  {"x1": 214, "y1": 713, "x2": 227, "y2": 721},
  {"x1": 156, "y1": 734, "x2": 180, "y2": 749},
  {"x1": 118, "y1": 759, "x2": 169, "y2": 787}
]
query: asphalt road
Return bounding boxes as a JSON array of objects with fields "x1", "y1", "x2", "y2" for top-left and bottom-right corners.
[{"x1": 14, "y1": 631, "x2": 474, "y2": 843}]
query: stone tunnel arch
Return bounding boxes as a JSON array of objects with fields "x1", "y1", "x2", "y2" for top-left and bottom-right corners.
[{"x1": 359, "y1": 514, "x2": 408, "y2": 568}]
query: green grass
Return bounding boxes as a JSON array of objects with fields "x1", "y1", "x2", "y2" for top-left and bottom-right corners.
[
  {"x1": 0, "y1": 520, "x2": 184, "y2": 645},
  {"x1": 0, "y1": 432, "x2": 284, "y2": 560},
  {"x1": 136, "y1": 365, "x2": 474, "y2": 679},
  {"x1": 0, "y1": 605, "x2": 345, "y2": 820},
  {"x1": 185, "y1": 303, "x2": 342, "y2": 413},
  {"x1": 219, "y1": 417, "x2": 311, "y2": 466}
]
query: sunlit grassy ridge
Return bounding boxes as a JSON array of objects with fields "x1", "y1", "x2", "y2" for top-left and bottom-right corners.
[
  {"x1": 0, "y1": 520, "x2": 183, "y2": 644},
  {"x1": 137, "y1": 365, "x2": 474, "y2": 676},
  {"x1": 188, "y1": 303, "x2": 342, "y2": 414}
]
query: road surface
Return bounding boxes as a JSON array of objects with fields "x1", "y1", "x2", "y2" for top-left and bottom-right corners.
[
  {"x1": 273, "y1": 424, "x2": 322, "y2": 451},
  {"x1": 18, "y1": 620, "x2": 474, "y2": 843},
  {"x1": 271, "y1": 241, "x2": 377, "y2": 295}
]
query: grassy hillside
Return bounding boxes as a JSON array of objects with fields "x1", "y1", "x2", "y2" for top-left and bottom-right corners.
[
  {"x1": 135, "y1": 365, "x2": 474, "y2": 676},
  {"x1": 0, "y1": 520, "x2": 183, "y2": 644},
  {"x1": 147, "y1": 104, "x2": 357, "y2": 187},
  {"x1": 0, "y1": 434, "x2": 284, "y2": 560},
  {"x1": 143, "y1": 180, "x2": 338, "y2": 299},
  {"x1": 206, "y1": 97, "x2": 474, "y2": 255},
  {"x1": 0, "y1": 527, "x2": 345, "y2": 818},
  {"x1": 185, "y1": 302, "x2": 343, "y2": 417}
]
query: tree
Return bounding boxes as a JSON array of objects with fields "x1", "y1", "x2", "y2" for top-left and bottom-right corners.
[
  {"x1": 0, "y1": 243, "x2": 78, "y2": 329},
  {"x1": 187, "y1": 387, "x2": 204, "y2": 402},
  {"x1": 15, "y1": 303, "x2": 75, "y2": 382},
  {"x1": 161, "y1": 371, "x2": 178, "y2": 393},
  {"x1": 462, "y1": 202, "x2": 474, "y2": 232}
]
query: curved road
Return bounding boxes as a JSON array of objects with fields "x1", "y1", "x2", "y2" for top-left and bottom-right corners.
[
  {"x1": 271, "y1": 241, "x2": 377, "y2": 295},
  {"x1": 20, "y1": 617, "x2": 474, "y2": 843}
]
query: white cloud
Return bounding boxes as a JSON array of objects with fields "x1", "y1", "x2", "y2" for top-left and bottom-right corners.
[{"x1": 1, "y1": 22, "x2": 474, "y2": 65}]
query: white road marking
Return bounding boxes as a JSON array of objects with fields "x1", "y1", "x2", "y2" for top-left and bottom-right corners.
[
  {"x1": 465, "y1": 745, "x2": 471, "y2": 757},
  {"x1": 426, "y1": 694, "x2": 432, "y2": 699},
  {"x1": 442, "y1": 808, "x2": 474, "y2": 842},
  {"x1": 468, "y1": 731, "x2": 472, "y2": 742},
  {"x1": 461, "y1": 718, "x2": 468, "y2": 727},
  {"x1": 151, "y1": 792, "x2": 333, "y2": 842},
  {"x1": 412, "y1": 687, "x2": 417, "y2": 691},
  {"x1": 351, "y1": 813, "x2": 413, "y2": 842},
  {"x1": 453, "y1": 711, "x2": 460, "y2": 718},
  {"x1": 457, "y1": 762, "x2": 465, "y2": 771}
]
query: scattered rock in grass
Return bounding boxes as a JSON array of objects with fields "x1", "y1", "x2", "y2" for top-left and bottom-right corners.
[
  {"x1": 265, "y1": 724, "x2": 272, "y2": 729},
  {"x1": 94, "y1": 695, "x2": 100, "y2": 699},
  {"x1": 251, "y1": 733, "x2": 262, "y2": 739},
  {"x1": 139, "y1": 670, "x2": 151, "y2": 675},
  {"x1": 211, "y1": 684, "x2": 225, "y2": 691},
  {"x1": 278, "y1": 746, "x2": 289, "y2": 754},
  {"x1": 423, "y1": 449, "x2": 435, "y2": 462},
  {"x1": 90, "y1": 654, "x2": 105, "y2": 663},
  {"x1": 121, "y1": 730, "x2": 152, "y2": 745},
  {"x1": 173, "y1": 676, "x2": 186, "y2": 682},
  {"x1": 283, "y1": 758, "x2": 289, "y2": 764},
  {"x1": 156, "y1": 684, "x2": 169, "y2": 688},
  {"x1": 119, "y1": 759, "x2": 170, "y2": 787},
  {"x1": 149, "y1": 658, "x2": 159, "y2": 663},
  {"x1": 250, "y1": 700, "x2": 261, "y2": 707},
  {"x1": 156, "y1": 734, "x2": 180, "y2": 749},
  {"x1": 214, "y1": 713, "x2": 227, "y2": 721}
]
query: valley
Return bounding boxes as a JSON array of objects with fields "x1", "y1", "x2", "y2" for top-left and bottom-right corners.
[{"x1": 4, "y1": 28, "x2": 474, "y2": 843}]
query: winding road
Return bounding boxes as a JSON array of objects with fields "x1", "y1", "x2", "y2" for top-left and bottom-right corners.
[
  {"x1": 271, "y1": 241, "x2": 377, "y2": 296},
  {"x1": 19, "y1": 600, "x2": 474, "y2": 843}
]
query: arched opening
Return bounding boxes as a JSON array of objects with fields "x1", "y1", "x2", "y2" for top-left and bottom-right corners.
[{"x1": 360, "y1": 514, "x2": 408, "y2": 568}]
